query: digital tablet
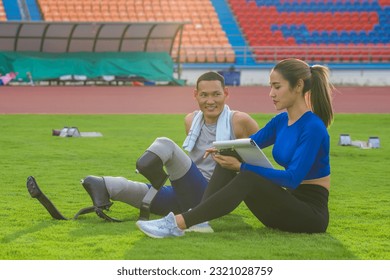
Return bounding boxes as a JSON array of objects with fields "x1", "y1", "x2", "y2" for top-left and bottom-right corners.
[{"x1": 212, "y1": 138, "x2": 274, "y2": 168}]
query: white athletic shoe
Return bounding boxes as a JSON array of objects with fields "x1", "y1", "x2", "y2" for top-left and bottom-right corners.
[
  {"x1": 136, "y1": 212, "x2": 185, "y2": 239},
  {"x1": 185, "y1": 222, "x2": 214, "y2": 233}
]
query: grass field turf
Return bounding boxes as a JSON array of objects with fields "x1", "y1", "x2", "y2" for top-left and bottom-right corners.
[{"x1": 0, "y1": 113, "x2": 389, "y2": 260}]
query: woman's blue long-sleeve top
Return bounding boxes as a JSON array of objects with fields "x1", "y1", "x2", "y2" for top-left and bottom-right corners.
[{"x1": 240, "y1": 111, "x2": 330, "y2": 189}]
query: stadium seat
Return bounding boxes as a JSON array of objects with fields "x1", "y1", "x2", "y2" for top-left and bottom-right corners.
[
  {"x1": 24, "y1": 0, "x2": 390, "y2": 64},
  {"x1": 36, "y1": 0, "x2": 235, "y2": 63},
  {"x1": 228, "y1": 0, "x2": 389, "y2": 63},
  {"x1": 0, "y1": 3, "x2": 6, "y2": 21}
]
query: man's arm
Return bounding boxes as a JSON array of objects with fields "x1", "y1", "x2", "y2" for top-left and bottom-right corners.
[{"x1": 232, "y1": 111, "x2": 259, "y2": 139}]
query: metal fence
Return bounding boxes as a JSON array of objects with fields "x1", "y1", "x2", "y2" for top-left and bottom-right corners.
[{"x1": 173, "y1": 45, "x2": 390, "y2": 65}]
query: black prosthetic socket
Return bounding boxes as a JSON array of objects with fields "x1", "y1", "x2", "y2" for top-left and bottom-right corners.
[
  {"x1": 136, "y1": 151, "x2": 169, "y2": 190},
  {"x1": 81, "y1": 175, "x2": 112, "y2": 210},
  {"x1": 135, "y1": 151, "x2": 169, "y2": 220}
]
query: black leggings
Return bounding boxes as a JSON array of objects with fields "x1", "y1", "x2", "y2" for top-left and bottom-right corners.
[{"x1": 182, "y1": 164, "x2": 329, "y2": 233}]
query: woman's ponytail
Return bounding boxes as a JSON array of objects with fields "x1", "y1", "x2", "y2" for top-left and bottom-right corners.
[{"x1": 310, "y1": 65, "x2": 334, "y2": 128}]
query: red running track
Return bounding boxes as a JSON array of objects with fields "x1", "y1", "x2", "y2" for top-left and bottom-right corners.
[{"x1": 0, "y1": 85, "x2": 389, "y2": 114}]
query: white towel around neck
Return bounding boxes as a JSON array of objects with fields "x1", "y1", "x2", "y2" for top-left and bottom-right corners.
[{"x1": 183, "y1": 105, "x2": 232, "y2": 152}]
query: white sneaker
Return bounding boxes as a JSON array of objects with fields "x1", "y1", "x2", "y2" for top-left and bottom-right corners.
[
  {"x1": 136, "y1": 212, "x2": 185, "y2": 239},
  {"x1": 185, "y1": 221, "x2": 214, "y2": 233}
]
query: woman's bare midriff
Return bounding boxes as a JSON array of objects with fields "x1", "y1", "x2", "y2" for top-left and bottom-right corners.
[{"x1": 301, "y1": 175, "x2": 330, "y2": 191}]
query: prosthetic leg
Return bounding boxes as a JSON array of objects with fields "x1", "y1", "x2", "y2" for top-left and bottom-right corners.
[
  {"x1": 26, "y1": 176, "x2": 69, "y2": 220},
  {"x1": 136, "y1": 151, "x2": 169, "y2": 220},
  {"x1": 80, "y1": 176, "x2": 122, "y2": 222},
  {"x1": 26, "y1": 176, "x2": 121, "y2": 222}
]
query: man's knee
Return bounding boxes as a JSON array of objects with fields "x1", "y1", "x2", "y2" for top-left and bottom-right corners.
[
  {"x1": 146, "y1": 136, "x2": 191, "y2": 181},
  {"x1": 150, "y1": 137, "x2": 177, "y2": 151},
  {"x1": 147, "y1": 137, "x2": 181, "y2": 163}
]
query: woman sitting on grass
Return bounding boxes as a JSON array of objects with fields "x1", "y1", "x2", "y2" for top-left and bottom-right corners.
[{"x1": 136, "y1": 58, "x2": 334, "y2": 238}]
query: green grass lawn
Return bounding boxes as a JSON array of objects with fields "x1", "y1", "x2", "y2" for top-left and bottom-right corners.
[{"x1": 0, "y1": 114, "x2": 389, "y2": 260}]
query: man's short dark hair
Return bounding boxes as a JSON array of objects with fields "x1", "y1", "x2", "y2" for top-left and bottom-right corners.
[{"x1": 196, "y1": 71, "x2": 225, "y2": 90}]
